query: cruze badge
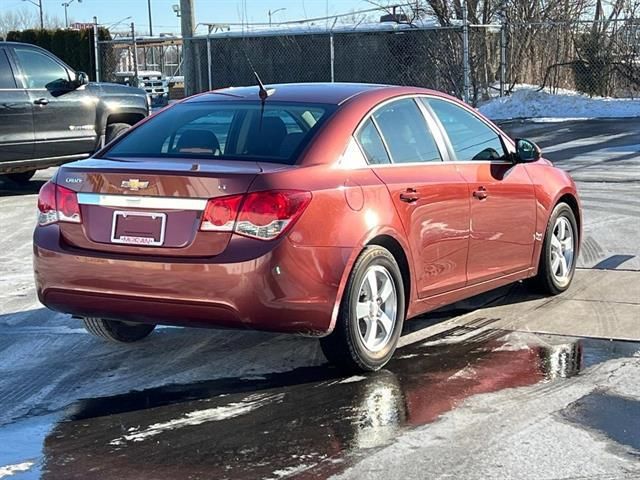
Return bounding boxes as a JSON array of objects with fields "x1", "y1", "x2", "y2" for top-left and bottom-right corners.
[{"x1": 121, "y1": 179, "x2": 149, "y2": 191}]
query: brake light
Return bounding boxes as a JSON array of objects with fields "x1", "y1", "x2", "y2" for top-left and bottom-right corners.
[
  {"x1": 199, "y1": 190, "x2": 312, "y2": 241},
  {"x1": 37, "y1": 181, "x2": 82, "y2": 226},
  {"x1": 200, "y1": 194, "x2": 243, "y2": 231}
]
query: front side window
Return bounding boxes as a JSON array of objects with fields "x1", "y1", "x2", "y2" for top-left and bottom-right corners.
[
  {"x1": 105, "y1": 101, "x2": 335, "y2": 165},
  {"x1": 373, "y1": 98, "x2": 441, "y2": 164},
  {"x1": 426, "y1": 98, "x2": 506, "y2": 161},
  {"x1": 15, "y1": 48, "x2": 69, "y2": 89}
]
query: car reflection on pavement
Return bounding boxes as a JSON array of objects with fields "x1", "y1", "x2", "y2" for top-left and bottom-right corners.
[{"x1": 40, "y1": 333, "x2": 587, "y2": 479}]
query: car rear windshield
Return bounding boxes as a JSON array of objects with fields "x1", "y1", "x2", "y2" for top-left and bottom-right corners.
[{"x1": 104, "y1": 101, "x2": 337, "y2": 164}]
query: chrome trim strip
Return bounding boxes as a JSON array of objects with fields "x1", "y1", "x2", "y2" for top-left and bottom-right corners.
[{"x1": 77, "y1": 193, "x2": 207, "y2": 211}]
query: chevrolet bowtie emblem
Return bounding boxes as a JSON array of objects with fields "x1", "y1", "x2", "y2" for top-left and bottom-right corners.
[{"x1": 121, "y1": 179, "x2": 149, "y2": 191}]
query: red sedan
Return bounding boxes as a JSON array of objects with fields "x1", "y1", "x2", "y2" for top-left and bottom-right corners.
[{"x1": 33, "y1": 83, "x2": 581, "y2": 371}]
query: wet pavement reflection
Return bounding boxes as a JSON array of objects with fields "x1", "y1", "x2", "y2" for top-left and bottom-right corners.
[{"x1": 29, "y1": 334, "x2": 639, "y2": 479}]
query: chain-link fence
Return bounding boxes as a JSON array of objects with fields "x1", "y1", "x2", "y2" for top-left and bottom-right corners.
[
  {"x1": 97, "y1": 20, "x2": 640, "y2": 105},
  {"x1": 505, "y1": 20, "x2": 640, "y2": 98}
]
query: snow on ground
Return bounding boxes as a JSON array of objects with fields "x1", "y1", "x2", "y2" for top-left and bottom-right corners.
[{"x1": 478, "y1": 85, "x2": 640, "y2": 120}]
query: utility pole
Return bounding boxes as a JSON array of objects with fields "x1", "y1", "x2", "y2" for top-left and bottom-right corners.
[{"x1": 180, "y1": 0, "x2": 196, "y2": 96}]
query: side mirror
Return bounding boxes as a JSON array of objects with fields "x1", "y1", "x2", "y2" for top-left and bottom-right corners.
[
  {"x1": 74, "y1": 71, "x2": 89, "y2": 88},
  {"x1": 515, "y1": 138, "x2": 541, "y2": 163}
]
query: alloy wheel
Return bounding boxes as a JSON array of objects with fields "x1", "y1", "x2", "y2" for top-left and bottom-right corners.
[
  {"x1": 356, "y1": 265, "x2": 398, "y2": 352},
  {"x1": 550, "y1": 216, "x2": 575, "y2": 286}
]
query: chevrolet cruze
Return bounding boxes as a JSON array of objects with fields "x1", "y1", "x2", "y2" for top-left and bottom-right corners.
[{"x1": 33, "y1": 83, "x2": 581, "y2": 371}]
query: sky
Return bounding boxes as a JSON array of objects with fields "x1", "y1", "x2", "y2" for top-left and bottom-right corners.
[{"x1": 1, "y1": 0, "x2": 393, "y2": 35}]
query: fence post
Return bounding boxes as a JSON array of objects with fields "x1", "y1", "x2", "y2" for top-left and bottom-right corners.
[
  {"x1": 131, "y1": 22, "x2": 139, "y2": 87},
  {"x1": 206, "y1": 35, "x2": 212, "y2": 91},
  {"x1": 93, "y1": 16, "x2": 100, "y2": 82},
  {"x1": 329, "y1": 32, "x2": 335, "y2": 82},
  {"x1": 500, "y1": 23, "x2": 506, "y2": 97},
  {"x1": 462, "y1": 0, "x2": 470, "y2": 103}
]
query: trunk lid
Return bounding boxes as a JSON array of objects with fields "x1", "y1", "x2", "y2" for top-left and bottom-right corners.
[{"x1": 57, "y1": 158, "x2": 278, "y2": 257}]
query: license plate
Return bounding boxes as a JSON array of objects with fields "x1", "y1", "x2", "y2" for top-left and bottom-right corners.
[{"x1": 110, "y1": 211, "x2": 166, "y2": 246}]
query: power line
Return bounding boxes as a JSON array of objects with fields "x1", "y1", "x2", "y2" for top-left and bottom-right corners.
[{"x1": 199, "y1": 2, "x2": 417, "y2": 28}]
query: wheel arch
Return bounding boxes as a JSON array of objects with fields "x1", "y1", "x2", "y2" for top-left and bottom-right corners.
[
  {"x1": 532, "y1": 190, "x2": 582, "y2": 276},
  {"x1": 557, "y1": 193, "x2": 581, "y2": 244},
  {"x1": 328, "y1": 229, "x2": 414, "y2": 335},
  {"x1": 105, "y1": 112, "x2": 146, "y2": 128}
]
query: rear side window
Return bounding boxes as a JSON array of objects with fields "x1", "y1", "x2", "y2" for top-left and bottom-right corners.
[
  {"x1": 373, "y1": 98, "x2": 441, "y2": 164},
  {"x1": 0, "y1": 50, "x2": 16, "y2": 88},
  {"x1": 356, "y1": 119, "x2": 391, "y2": 165},
  {"x1": 105, "y1": 101, "x2": 336, "y2": 164},
  {"x1": 425, "y1": 98, "x2": 506, "y2": 161}
]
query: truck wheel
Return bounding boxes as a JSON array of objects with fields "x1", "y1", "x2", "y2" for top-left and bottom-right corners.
[
  {"x1": 5, "y1": 170, "x2": 36, "y2": 184},
  {"x1": 105, "y1": 123, "x2": 131, "y2": 143},
  {"x1": 320, "y1": 246, "x2": 405, "y2": 372},
  {"x1": 83, "y1": 317, "x2": 155, "y2": 343}
]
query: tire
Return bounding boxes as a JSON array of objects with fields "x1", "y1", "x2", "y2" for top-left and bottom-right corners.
[
  {"x1": 105, "y1": 123, "x2": 131, "y2": 143},
  {"x1": 82, "y1": 317, "x2": 155, "y2": 343},
  {"x1": 5, "y1": 170, "x2": 36, "y2": 184},
  {"x1": 532, "y1": 202, "x2": 578, "y2": 295},
  {"x1": 320, "y1": 246, "x2": 405, "y2": 372}
]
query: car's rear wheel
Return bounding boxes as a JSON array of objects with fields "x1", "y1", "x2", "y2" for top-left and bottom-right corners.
[
  {"x1": 320, "y1": 246, "x2": 405, "y2": 372},
  {"x1": 105, "y1": 123, "x2": 131, "y2": 143},
  {"x1": 4, "y1": 170, "x2": 36, "y2": 184},
  {"x1": 82, "y1": 317, "x2": 155, "y2": 343},
  {"x1": 533, "y1": 202, "x2": 578, "y2": 294}
]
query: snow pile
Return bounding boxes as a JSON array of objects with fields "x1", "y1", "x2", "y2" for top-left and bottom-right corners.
[{"x1": 478, "y1": 85, "x2": 640, "y2": 120}]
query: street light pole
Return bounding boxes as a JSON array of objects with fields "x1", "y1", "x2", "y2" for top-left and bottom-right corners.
[
  {"x1": 147, "y1": 0, "x2": 153, "y2": 36},
  {"x1": 61, "y1": 0, "x2": 82, "y2": 29},
  {"x1": 22, "y1": 0, "x2": 44, "y2": 29},
  {"x1": 268, "y1": 8, "x2": 286, "y2": 27}
]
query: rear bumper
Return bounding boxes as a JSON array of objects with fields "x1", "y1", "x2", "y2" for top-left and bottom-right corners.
[{"x1": 33, "y1": 225, "x2": 351, "y2": 335}]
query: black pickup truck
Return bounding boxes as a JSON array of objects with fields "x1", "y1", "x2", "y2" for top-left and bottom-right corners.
[{"x1": 0, "y1": 41, "x2": 149, "y2": 184}]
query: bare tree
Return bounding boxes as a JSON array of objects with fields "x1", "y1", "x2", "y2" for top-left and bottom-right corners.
[{"x1": 0, "y1": 7, "x2": 68, "y2": 39}]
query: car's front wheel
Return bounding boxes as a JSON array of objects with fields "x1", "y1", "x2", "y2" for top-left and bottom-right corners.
[
  {"x1": 320, "y1": 246, "x2": 405, "y2": 372},
  {"x1": 533, "y1": 202, "x2": 578, "y2": 294},
  {"x1": 82, "y1": 317, "x2": 155, "y2": 343}
]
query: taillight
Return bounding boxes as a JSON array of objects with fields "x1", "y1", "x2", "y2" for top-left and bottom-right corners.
[
  {"x1": 200, "y1": 194, "x2": 243, "y2": 232},
  {"x1": 199, "y1": 190, "x2": 312, "y2": 241},
  {"x1": 37, "y1": 181, "x2": 58, "y2": 226},
  {"x1": 37, "y1": 181, "x2": 82, "y2": 226}
]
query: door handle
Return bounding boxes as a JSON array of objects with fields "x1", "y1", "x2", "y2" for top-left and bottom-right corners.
[
  {"x1": 399, "y1": 188, "x2": 420, "y2": 203},
  {"x1": 473, "y1": 186, "x2": 488, "y2": 200},
  {"x1": 34, "y1": 98, "x2": 49, "y2": 106}
]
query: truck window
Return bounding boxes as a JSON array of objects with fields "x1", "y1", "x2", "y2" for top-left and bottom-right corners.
[
  {"x1": 14, "y1": 48, "x2": 69, "y2": 89},
  {"x1": 0, "y1": 50, "x2": 16, "y2": 88}
]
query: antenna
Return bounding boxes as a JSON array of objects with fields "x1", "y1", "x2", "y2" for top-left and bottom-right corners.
[{"x1": 254, "y1": 71, "x2": 275, "y2": 101}]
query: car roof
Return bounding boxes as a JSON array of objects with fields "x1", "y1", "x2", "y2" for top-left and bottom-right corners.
[
  {"x1": 183, "y1": 82, "x2": 439, "y2": 106},
  {"x1": 0, "y1": 41, "x2": 41, "y2": 48}
]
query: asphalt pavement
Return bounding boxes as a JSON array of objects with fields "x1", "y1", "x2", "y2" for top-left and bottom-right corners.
[{"x1": 0, "y1": 118, "x2": 639, "y2": 479}]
